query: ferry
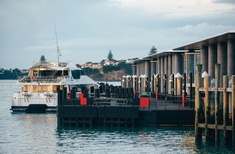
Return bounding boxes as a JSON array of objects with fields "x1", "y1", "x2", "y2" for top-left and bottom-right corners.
[{"x1": 11, "y1": 61, "x2": 98, "y2": 113}]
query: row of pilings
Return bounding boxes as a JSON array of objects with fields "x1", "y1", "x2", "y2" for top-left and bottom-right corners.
[
  {"x1": 195, "y1": 64, "x2": 235, "y2": 146},
  {"x1": 121, "y1": 73, "x2": 194, "y2": 106},
  {"x1": 58, "y1": 79, "x2": 194, "y2": 107},
  {"x1": 57, "y1": 84, "x2": 140, "y2": 107}
]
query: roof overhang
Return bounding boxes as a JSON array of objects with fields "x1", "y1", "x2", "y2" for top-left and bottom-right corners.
[
  {"x1": 133, "y1": 50, "x2": 186, "y2": 64},
  {"x1": 173, "y1": 31, "x2": 235, "y2": 50}
]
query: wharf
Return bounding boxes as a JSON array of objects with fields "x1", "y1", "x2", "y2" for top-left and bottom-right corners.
[{"x1": 57, "y1": 91, "x2": 195, "y2": 128}]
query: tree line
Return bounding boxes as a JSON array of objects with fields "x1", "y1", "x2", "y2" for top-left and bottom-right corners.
[
  {"x1": 0, "y1": 68, "x2": 26, "y2": 79},
  {"x1": 83, "y1": 61, "x2": 132, "y2": 80}
]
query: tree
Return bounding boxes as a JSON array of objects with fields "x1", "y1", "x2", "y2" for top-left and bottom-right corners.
[
  {"x1": 149, "y1": 46, "x2": 157, "y2": 55},
  {"x1": 40, "y1": 55, "x2": 46, "y2": 63},
  {"x1": 107, "y1": 50, "x2": 113, "y2": 61},
  {"x1": 100, "y1": 59, "x2": 105, "y2": 65},
  {"x1": 76, "y1": 64, "x2": 81, "y2": 68}
]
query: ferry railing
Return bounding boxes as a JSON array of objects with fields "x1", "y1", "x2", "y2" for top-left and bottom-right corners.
[
  {"x1": 93, "y1": 97, "x2": 129, "y2": 106},
  {"x1": 18, "y1": 76, "x2": 65, "y2": 83}
]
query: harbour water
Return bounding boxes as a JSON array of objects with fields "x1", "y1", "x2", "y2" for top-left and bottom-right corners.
[{"x1": 0, "y1": 80, "x2": 234, "y2": 153}]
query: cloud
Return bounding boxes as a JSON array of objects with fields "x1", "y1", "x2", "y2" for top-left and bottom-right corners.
[
  {"x1": 109, "y1": 0, "x2": 235, "y2": 17},
  {"x1": 1, "y1": 0, "x2": 235, "y2": 69},
  {"x1": 213, "y1": 0, "x2": 235, "y2": 4},
  {"x1": 176, "y1": 23, "x2": 235, "y2": 36}
]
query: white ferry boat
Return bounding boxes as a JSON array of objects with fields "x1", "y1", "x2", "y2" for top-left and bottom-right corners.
[{"x1": 11, "y1": 61, "x2": 98, "y2": 113}]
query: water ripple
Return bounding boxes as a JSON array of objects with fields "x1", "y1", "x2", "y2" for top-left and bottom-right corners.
[{"x1": 0, "y1": 80, "x2": 235, "y2": 153}]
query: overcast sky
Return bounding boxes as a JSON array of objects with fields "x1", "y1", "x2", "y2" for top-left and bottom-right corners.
[{"x1": 1, "y1": 0, "x2": 235, "y2": 69}]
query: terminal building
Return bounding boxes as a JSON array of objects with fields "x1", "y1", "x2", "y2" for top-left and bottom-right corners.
[{"x1": 129, "y1": 31, "x2": 235, "y2": 100}]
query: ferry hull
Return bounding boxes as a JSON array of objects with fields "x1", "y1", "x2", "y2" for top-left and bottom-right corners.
[
  {"x1": 12, "y1": 92, "x2": 57, "y2": 113},
  {"x1": 11, "y1": 105, "x2": 57, "y2": 113}
]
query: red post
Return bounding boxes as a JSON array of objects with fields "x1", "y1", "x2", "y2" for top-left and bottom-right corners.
[
  {"x1": 182, "y1": 94, "x2": 185, "y2": 107},
  {"x1": 156, "y1": 91, "x2": 159, "y2": 100},
  {"x1": 67, "y1": 93, "x2": 71, "y2": 99}
]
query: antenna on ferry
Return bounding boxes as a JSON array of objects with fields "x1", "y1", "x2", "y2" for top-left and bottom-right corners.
[{"x1": 54, "y1": 17, "x2": 61, "y2": 64}]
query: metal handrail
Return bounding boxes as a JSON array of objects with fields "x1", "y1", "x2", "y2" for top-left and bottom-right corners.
[{"x1": 18, "y1": 76, "x2": 64, "y2": 83}]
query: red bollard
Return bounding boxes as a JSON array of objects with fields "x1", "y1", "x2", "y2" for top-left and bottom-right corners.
[
  {"x1": 79, "y1": 93, "x2": 87, "y2": 105},
  {"x1": 140, "y1": 97, "x2": 149, "y2": 108}
]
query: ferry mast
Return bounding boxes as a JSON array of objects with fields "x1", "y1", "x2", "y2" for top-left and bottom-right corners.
[{"x1": 54, "y1": 17, "x2": 61, "y2": 64}]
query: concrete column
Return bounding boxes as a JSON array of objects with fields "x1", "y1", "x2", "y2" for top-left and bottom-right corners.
[
  {"x1": 208, "y1": 44, "x2": 217, "y2": 78},
  {"x1": 136, "y1": 63, "x2": 140, "y2": 77},
  {"x1": 132, "y1": 65, "x2": 136, "y2": 76},
  {"x1": 193, "y1": 54, "x2": 200, "y2": 81},
  {"x1": 139, "y1": 63, "x2": 142, "y2": 75},
  {"x1": 168, "y1": 55, "x2": 172, "y2": 75},
  {"x1": 187, "y1": 54, "x2": 194, "y2": 75},
  {"x1": 160, "y1": 57, "x2": 164, "y2": 93},
  {"x1": 227, "y1": 39, "x2": 235, "y2": 76},
  {"x1": 157, "y1": 58, "x2": 160, "y2": 75},
  {"x1": 164, "y1": 56, "x2": 168, "y2": 94},
  {"x1": 164, "y1": 56, "x2": 168, "y2": 76},
  {"x1": 145, "y1": 61, "x2": 150, "y2": 91},
  {"x1": 141, "y1": 62, "x2": 145, "y2": 75},
  {"x1": 146, "y1": 61, "x2": 151, "y2": 92},
  {"x1": 138, "y1": 63, "x2": 142, "y2": 77},
  {"x1": 145, "y1": 61, "x2": 150, "y2": 78},
  {"x1": 172, "y1": 54, "x2": 175, "y2": 74},
  {"x1": 152, "y1": 61, "x2": 157, "y2": 74},
  {"x1": 157, "y1": 58, "x2": 161, "y2": 92},
  {"x1": 217, "y1": 42, "x2": 227, "y2": 82},
  {"x1": 201, "y1": 46, "x2": 208, "y2": 73},
  {"x1": 175, "y1": 53, "x2": 184, "y2": 74},
  {"x1": 156, "y1": 61, "x2": 158, "y2": 74},
  {"x1": 168, "y1": 55, "x2": 172, "y2": 94},
  {"x1": 150, "y1": 61, "x2": 154, "y2": 76}
]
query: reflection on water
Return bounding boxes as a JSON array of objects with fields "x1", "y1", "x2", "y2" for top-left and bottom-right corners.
[
  {"x1": 0, "y1": 80, "x2": 235, "y2": 153},
  {"x1": 55, "y1": 127, "x2": 196, "y2": 154}
]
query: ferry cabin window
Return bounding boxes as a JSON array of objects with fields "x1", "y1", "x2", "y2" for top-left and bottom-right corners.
[
  {"x1": 33, "y1": 70, "x2": 38, "y2": 76},
  {"x1": 39, "y1": 70, "x2": 68, "y2": 77},
  {"x1": 71, "y1": 70, "x2": 81, "y2": 79},
  {"x1": 63, "y1": 70, "x2": 68, "y2": 76}
]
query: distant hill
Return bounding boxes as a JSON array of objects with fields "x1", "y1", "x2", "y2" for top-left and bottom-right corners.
[
  {"x1": 83, "y1": 62, "x2": 132, "y2": 81},
  {"x1": 0, "y1": 62, "x2": 132, "y2": 81},
  {"x1": 0, "y1": 68, "x2": 27, "y2": 80}
]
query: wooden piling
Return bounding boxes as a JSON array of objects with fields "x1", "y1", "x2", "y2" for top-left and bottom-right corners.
[
  {"x1": 223, "y1": 75, "x2": 229, "y2": 143},
  {"x1": 195, "y1": 64, "x2": 202, "y2": 140},
  {"x1": 214, "y1": 64, "x2": 220, "y2": 143},
  {"x1": 232, "y1": 76, "x2": 235, "y2": 146},
  {"x1": 204, "y1": 75, "x2": 211, "y2": 141},
  {"x1": 194, "y1": 63, "x2": 235, "y2": 146}
]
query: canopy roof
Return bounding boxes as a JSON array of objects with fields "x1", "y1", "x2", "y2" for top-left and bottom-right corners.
[
  {"x1": 69, "y1": 75, "x2": 98, "y2": 85},
  {"x1": 30, "y1": 61, "x2": 82, "y2": 70},
  {"x1": 173, "y1": 31, "x2": 235, "y2": 50}
]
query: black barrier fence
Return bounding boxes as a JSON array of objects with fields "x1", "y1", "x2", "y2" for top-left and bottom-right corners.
[{"x1": 57, "y1": 83, "x2": 194, "y2": 109}]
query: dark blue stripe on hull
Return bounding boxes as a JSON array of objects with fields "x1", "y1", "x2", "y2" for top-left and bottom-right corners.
[{"x1": 11, "y1": 105, "x2": 57, "y2": 113}]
